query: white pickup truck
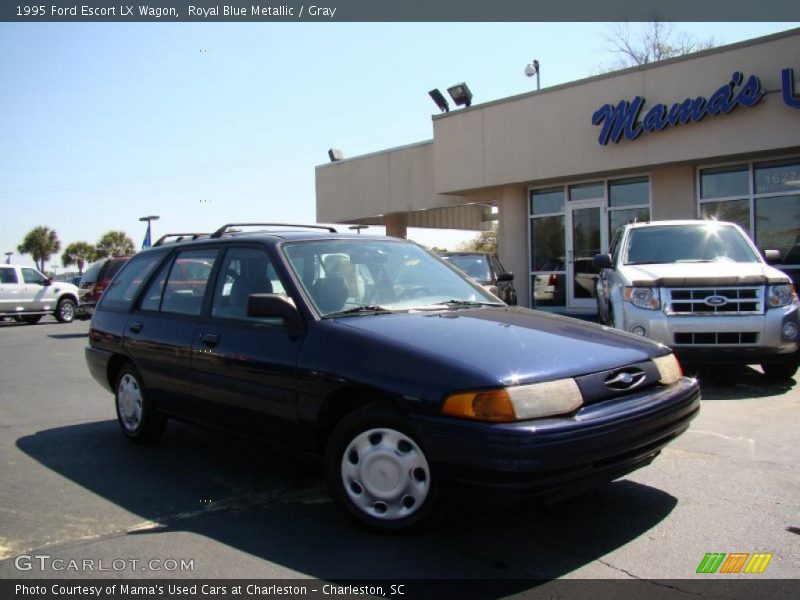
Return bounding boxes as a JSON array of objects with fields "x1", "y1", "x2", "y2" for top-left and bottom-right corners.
[
  {"x1": 0, "y1": 264, "x2": 80, "y2": 324},
  {"x1": 594, "y1": 220, "x2": 799, "y2": 380}
]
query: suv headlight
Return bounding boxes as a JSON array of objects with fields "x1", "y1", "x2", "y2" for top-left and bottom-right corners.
[
  {"x1": 441, "y1": 378, "x2": 583, "y2": 422},
  {"x1": 624, "y1": 286, "x2": 661, "y2": 310},
  {"x1": 766, "y1": 283, "x2": 796, "y2": 308}
]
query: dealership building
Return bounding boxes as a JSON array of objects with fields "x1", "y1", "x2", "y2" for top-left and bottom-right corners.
[{"x1": 316, "y1": 28, "x2": 800, "y2": 314}]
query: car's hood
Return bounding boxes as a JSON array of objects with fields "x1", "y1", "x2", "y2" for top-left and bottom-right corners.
[
  {"x1": 619, "y1": 262, "x2": 790, "y2": 286},
  {"x1": 334, "y1": 307, "x2": 665, "y2": 386}
]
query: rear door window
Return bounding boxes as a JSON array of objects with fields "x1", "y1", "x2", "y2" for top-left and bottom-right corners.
[
  {"x1": 145, "y1": 249, "x2": 219, "y2": 316},
  {"x1": 100, "y1": 253, "x2": 165, "y2": 312},
  {"x1": 0, "y1": 267, "x2": 18, "y2": 284}
]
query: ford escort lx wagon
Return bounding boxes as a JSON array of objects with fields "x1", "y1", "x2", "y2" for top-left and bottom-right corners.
[{"x1": 86, "y1": 224, "x2": 700, "y2": 530}]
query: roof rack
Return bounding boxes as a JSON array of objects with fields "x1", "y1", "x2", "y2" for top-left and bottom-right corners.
[
  {"x1": 210, "y1": 223, "x2": 338, "y2": 238},
  {"x1": 152, "y1": 233, "x2": 210, "y2": 247}
]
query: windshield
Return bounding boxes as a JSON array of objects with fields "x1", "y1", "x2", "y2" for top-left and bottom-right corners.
[
  {"x1": 282, "y1": 239, "x2": 501, "y2": 317},
  {"x1": 624, "y1": 223, "x2": 760, "y2": 265},
  {"x1": 442, "y1": 254, "x2": 492, "y2": 282}
]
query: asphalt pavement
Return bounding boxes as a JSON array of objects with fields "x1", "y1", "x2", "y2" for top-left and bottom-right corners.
[{"x1": 0, "y1": 317, "x2": 798, "y2": 585}]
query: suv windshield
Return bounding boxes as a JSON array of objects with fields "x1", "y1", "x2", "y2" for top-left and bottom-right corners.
[
  {"x1": 442, "y1": 254, "x2": 492, "y2": 283},
  {"x1": 624, "y1": 223, "x2": 759, "y2": 265},
  {"x1": 282, "y1": 240, "x2": 500, "y2": 317}
]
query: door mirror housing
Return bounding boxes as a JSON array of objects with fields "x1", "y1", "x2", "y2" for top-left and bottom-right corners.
[
  {"x1": 43, "y1": 278, "x2": 52, "y2": 287},
  {"x1": 762, "y1": 249, "x2": 781, "y2": 265},
  {"x1": 496, "y1": 272, "x2": 514, "y2": 283},
  {"x1": 593, "y1": 254, "x2": 613, "y2": 269},
  {"x1": 247, "y1": 294, "x2": 304, "y2": 329}
]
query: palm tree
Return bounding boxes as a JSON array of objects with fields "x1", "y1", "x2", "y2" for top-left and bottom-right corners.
[
  {"x1": 18, "y1": 226, "x2": 61, "y2": 272},
  {"x1": 96, "y1": 231, "x2": 135, "y2": 258},
  {"x1": 62, "y1": 242, "x2": 98, "y2": 275}
]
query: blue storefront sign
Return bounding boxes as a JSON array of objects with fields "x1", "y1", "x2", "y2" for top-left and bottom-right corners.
[{"x1": 592, "y1": 67, "x2": 799, "y2": 146}]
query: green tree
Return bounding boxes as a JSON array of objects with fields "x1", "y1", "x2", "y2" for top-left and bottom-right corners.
[
  {"x1": 96, "y1": 231, "x2": 135, "y2": 258},
  {"x1": 62, "y1": 241, "x2": 97, "y2": 275},
  {"x1": 17, "y1": 226, "x2": 61, "y2": 272},
  {"x1": 459, "y1": 228, "x2": 497, "y2": 253},
  {"x1": 602, "y1": 21, "x2": 715, "y2": 70}
]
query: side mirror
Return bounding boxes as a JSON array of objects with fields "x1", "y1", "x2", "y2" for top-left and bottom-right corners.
[
  {"x1": 762, "y1": 249, "x2": 781, "y2": 265},
  {"x1": 43, "y1": 278, "x2": 52, "y2": 287},
  {"x1": 496, "y1": 272, "x2": 514, "y2": 283},
  {"x1": 593, "y1": 254, "x2": 613, "y2": 269},
  {"x1": 247, "y1": 294, "x2": 304, "y2": 329}
]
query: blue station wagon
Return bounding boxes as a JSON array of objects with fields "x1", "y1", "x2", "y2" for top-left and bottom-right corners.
[{"x1": 85, "y1": 224, "x2": 700, "y2": 530}]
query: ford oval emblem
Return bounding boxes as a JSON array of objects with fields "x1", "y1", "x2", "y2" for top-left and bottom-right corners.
[
  {"x1": 704, "y1": 295, "x2": 728, "y2": 307},
  {"x1": 604, "y1": 369, "x2": 646, "y2": 390}
]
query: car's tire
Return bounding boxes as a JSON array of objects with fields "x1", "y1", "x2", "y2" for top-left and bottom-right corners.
[
  {"x1": 21, "y1": 315, "x2": 42, "y2": 325},
  {"x1": 324, "y1": 403, "x2": 438, "y2": 532},
  {"x1": 761, "y1": 361, "x2": 798, "y2": 382},
  {"x1": 114, "y1": 363, "x2": 166, "y2": 443},
  {"x1": 55, "y1": 298, "x2": 76, "y2": 323}
]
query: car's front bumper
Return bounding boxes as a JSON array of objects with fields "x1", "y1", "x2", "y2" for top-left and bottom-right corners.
[{"x1": 413, "y1": 377, "x2": 700, "y2": 500}]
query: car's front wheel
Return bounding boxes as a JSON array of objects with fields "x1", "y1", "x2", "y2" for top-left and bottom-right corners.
[
  {"x1": 114, "y1": 363, "x2": 166, "y2": 443},
  {"x1": 324, "y1": 404, "x2": 437, "y2": 531},
  {"x1": 55, "y1": 298, "x2": 76, "y2": 323}
]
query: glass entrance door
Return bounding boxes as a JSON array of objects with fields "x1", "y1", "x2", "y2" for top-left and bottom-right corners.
[{"x1": 567, "y1": 201, "x2": 606, "y2": 310}]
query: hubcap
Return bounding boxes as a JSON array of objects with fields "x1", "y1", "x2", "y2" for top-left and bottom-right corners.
[
  {"x1": 60, "y1": 301, "x2": 74, "y2": 320},
  {"x1": 117, "y1": 373, "x2": 143, "y2": 432},
  {"x1": 341, "y1": 428, "x2": 430, "y2": 520}
]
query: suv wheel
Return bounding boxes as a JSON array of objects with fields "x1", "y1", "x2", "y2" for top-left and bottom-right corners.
[
  {"x1": 55, "y1": 298, "x2": 76, "y2": 323},
  {"x1": 324, "y1": 404, "x2": 437, "y2": 531},
  {"x1": 761, "y1": 361, "x2": 798, "y2": 382},
  {"x1": 114, "y1": 363, "x2": 166, "y2": 443}
]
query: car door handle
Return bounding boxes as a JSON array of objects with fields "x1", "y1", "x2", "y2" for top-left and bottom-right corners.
[
  {"x1": 201, "y1": 333, "x2": 220, "y2": 347},
  {"x1": 129, "y1": 321, "x2": 143, "y2": 333}
]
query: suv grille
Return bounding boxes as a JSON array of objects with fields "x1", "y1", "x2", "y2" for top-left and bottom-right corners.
[
  {"x1": 674, "y1": 332, "x2": 759, "y2": 345},
  {"x1": 665, "y1": 287, "x2": 763, "y2": 315}
]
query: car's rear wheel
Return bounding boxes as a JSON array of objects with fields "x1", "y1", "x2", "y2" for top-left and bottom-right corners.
[
  {"x1": 324, "y1": 404, "x2": 437, "y2": 531},
  {"x1": 761, "y1": 361, "x2": 798, "y2": 381},
  {"x1": 55, "y1": 298, "x2": 76, "y2": 323},
  {"x1": 114, "y1": 363, "x2": 166, "y2": 443}
]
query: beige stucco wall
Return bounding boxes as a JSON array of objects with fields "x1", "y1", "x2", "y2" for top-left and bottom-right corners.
[
  {"x1": 495, "y1": 187, "x2": 529, "y2": 306},
  {"x1": 650, "y1": 166, "x2": 696, "y2": 220},
  {"x1": 432, "y1": 29, "x2": 800, "y2": 195}
]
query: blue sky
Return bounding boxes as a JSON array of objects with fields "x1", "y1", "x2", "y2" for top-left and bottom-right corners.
[{"x1": 1, "y1": 21, "x2": 798, "y2": 269}]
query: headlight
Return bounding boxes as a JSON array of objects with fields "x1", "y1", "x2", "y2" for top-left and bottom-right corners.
[
  {"x1": 766, "y1": 283, "x2": 796, "y2": 308},
  {"x1": 652, "y1": 353, "x2": 682, "y2": 385},
  {"x1": 441, "y1": 379, "x2": 583, "y2": 422},
  {"x1": 624, "y1": 286, "x2": 661, "y2": 310}
]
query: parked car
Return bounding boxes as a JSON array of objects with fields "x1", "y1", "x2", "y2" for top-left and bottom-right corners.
[
  {"x1": 0, "y1": 264, "x2": 80, "y2": 324},
  {"x1": 86, "y1": 223, "x2": 699, "y2": 530},
  {"x1": 439, "y1": 251, "x2": 517, "y2": 305},
  {"x1": 76, "y1": 256, "x2": 130, "y2": 320},
  {"x1": 594, "y1": 220, "x2": 799, "y2": 380}
]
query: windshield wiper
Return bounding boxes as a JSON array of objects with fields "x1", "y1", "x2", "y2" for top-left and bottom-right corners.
[
  {"x1": 324, "y1": 305, "x2": 395, "y2": 318},
  {"x1": 429, "y1": 299, "x2": 505, "y2": 309}
]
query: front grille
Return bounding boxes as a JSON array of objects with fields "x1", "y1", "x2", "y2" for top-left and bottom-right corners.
[
  {"x1": 665, "y1": 287, "x2": 763, "y2": 315},
  {"x1": 674, "y1": 332, "x2": 759, "y2": 345}
]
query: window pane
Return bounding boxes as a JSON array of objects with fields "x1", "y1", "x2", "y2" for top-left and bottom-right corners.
[
  {"x1": 532, "y1": 274, "x2": 566, "y2": 307},
  {"x1": 609, "y1": 177, "x2": 649, "y2": 207},
  {"x1": 21, "y1": 268, "x2": 46, "y2": 285},
  {"x1": 700, "y1": 165, "x2": 748, "y2": 199},
  {"x1": 530, "y1": 188, "x2": 564, "y2": 215},
  {"x1": 212, "y1": 248, "x2": 285, "y2": 322},
  {"x1": 755, "y1": 194, "x2": 800, "y2": 263},
  {"x1": 100, "y1": 253, "x2": 163, "y2": 312},
  {"x1": 0, "y1": 267, "x2": 18, "y2": 284},
  {"x1": 161, "y1": 249, "x2": 218, "y2": 316},
  {"x1": 569, "y1": 182, "x2": 603, "y2": 201},
  {"x1": 609, "y1": 207, "x2": 650, "y2": 239},
  {"x1": 531, "y1": 216, "x2": 565, "y2": 271},
  {"x1": 754, "y1": 159, "x2": 800, "y2": 195},
  {"x1": 140, "y1": 260, "x2": 171, "y2": 312},
  {"x1": 700, "y1": 199, "x2": 751, "y2": 233}
]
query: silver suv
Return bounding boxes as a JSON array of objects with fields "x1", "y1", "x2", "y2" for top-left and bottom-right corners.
[{"x1": 594, "y1": 220, "x2": 799, "y2": 380}]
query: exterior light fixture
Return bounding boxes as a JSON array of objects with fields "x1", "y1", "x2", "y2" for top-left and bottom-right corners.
[
  {"x1": 447, "y1": 83, "x2": 473, "y2": 108},
  {"x1": 428, "y1": 89, "x2": 450, "y2": 113},
  {"x1": 328, "y1": 148, "x2": 344, "y2": 162},
  {"x1": 525, "y1": 59, "x2": 541, "y2": 90},
  {"x1": 139, "y1": 215, "x2": 160, "y2": 249}
]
